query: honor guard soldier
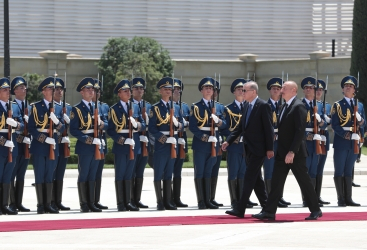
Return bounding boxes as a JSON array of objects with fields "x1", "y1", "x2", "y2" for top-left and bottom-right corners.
[
  {"x1": 0, "y1": 78, "x2": 24, "y2": 215},
  {"x1": 28, "y1": 76, "x2": 65, "y2": 214},
  {"x1": 172, "y1": 78, "x2": 188, "y2": 207},
  {"x1": 69, "y1": 77, "x2": 106, "y2": 213},
  {"x1": 222, "y1": 78, "x2": 247, "y2": 208},
  {"x1": 300, "y1": 77, "x2": 326, "y2": 207},
  {"x1": 331, "y1": 75, "x2": 365, "y2": 206},
  {"x1": 315, "y1": 79, "x2": 331, "y2": 205},
  {"x1": 131, "y1": 77, "x2": 151, "y2": 209},
  {"x1": 51, "y1": 77, "x2": 72, "y2": 211},
  {"x1": 107, "y1": 79, "x2": 144, "y2": 212},
  {"x1": 189, "y1": 77, "x2": 226, "y2": 209},
  {"x1": 148, "y1": 77, "x2": 183, "y2": 211},
  {"x1": 263, "y1": 78, "x2": 290, "y2": 208},
  {"x1": 9, "y1": 76, "x2": 31, "y2": 213},
  {"x1": 93, "y1": 78, "x2": 109, "y2": 210}
]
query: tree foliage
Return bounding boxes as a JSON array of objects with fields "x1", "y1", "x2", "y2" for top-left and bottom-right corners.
[
  {"x1": 22, "y1": 72, "x2": 44, "y2": 104},
  {"x1": 97, "y1": 37, "x2": 175, "y2": 105},
  {"x1": 350, "y1": 0, "x2": 367, "y2": 104}
]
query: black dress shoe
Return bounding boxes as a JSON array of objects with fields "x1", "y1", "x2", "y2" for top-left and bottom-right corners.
[
  {"x1": 305, "y1": 211, "x2": 322, "y2": 220},
  {"x1": 248, "y1": 200, "x2": 258, "y2": 206},
  {"x1": 279, "y1": 197, "x2": 291, "y2": 205},
  {"x1": 352, "y1": 182, "x2": 361, "y2": 187},
  {"x1": 225, "y1": 209, "x2": 244, "y2": 218},
  {"x1": 95, "y1": 202, "x2": 108, "y2": 210},
  {"x1": 252, "y1": 211, "x2": 275, "y2": 220},
  {"x1": 318, "y1": 197, "x2": 330, "y2": 205},
  {"x1": 277, "y1": 201, "x2": 288, "y2": 208},
  {"x1": 136, "y1": 201, "x2": 149, "y2": 209},
  {"x1": 246, "y1": 203, "x2": 253, "y2": 208}
]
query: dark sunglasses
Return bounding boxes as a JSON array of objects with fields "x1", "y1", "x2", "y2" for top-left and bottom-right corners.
[{"x1": 242, "y1": 89, "x2": 253, "y2": 92}]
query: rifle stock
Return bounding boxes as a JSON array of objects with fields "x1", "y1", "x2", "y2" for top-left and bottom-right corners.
[
  {"x1": 141, "y1": 104, "x2": 148, "y2": 157},
  {"x1": 353, "y1": 100, "x2": 359, "y2": 154},
  {"x1": 94, "y1": 105, "x2": 101, "y2": 160},
  {"x1": 211, "y1": 103, "x2": 216, "y2": 157},
  {"x1": 169, "y1": 107, "x2": 177, "y2": 159},
  {"x1": 128, "y1": 101, "x2": 135, "y2": 160},
  {"x1": 62, "y1": 106, "x2": 70, "y2": 158},
  {"x1": 313, "y1": 105, "x2": 322, "y2": 155},
  {"x1": 8, "y1": 100, "x2": 13, "y2": 162},
  {"x1": 48, "y1": 104, "x2": 55, "y2": 160},
  {"x1": 24, "y1": 103, "x2": 30, "y2": 159}
]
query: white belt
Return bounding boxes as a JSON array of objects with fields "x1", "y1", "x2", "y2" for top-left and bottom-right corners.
[
  {"x1": 200, "y1": 127, "x2": 218, "y2": 131},
  {"x1": 161, "y1": 131, "x2": 178, "y2": 135},
  {"x1": 37, "y1": 129, "x2": 57, "y2": 133},
  {"x1": 305, "y1": 128, "x2": 320, "y2": 132},
  {"x1": 342, "y1": 127, "x2": 353, "y2": 131},
  {"x1": 274, "y1": 129, "x2": 278, "y2": 133},
  {"x1": 0, "y1": 129, "x2": 15, "y2": 133},
  {"x1": 117, "y1": 129, "x2": 138, "y2": 134},
  {"x1": 81, "y1": 129, "x2": 94, "y2": 134}
]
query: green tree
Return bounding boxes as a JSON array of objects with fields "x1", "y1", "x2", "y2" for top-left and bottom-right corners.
[
  {"x1": 350, "y1": 0, "x2": 367, "y2": 104},
  {"x1": 97, "y1": 37, "x2": 175, "y2": 105},
  {"x1": 22, "y1": 73, "x2": 44, "y2": 104}
]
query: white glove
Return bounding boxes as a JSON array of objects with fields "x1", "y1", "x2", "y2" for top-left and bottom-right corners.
[
  {"x1": 45, "y1": 137, "x2": 56, "y2": 145},
  {"x1": 166, "y1": 137, "x2": 177, "y2": 144},
  {"x1": 315, "y1": 113, "x2": 321, "y2": 123},
  {"x1": 50, "y1": 112, "x2": 60, "y2": 125},
  {"x1": 274, "y1": 134, "x2": 278, "y2": 140},
  {"x1": 63, "y1": 113, "x2": 70, "y2": 124},
  {"x1": 98, "y1": 116, "x2": 102, "y2": 126},
  {"x1": 240, "y1": 136, "x2": 244, "y2": 142},
  {"x1": 139, "y1": 135, "x2": 149, "y2": 143},
  {"x1": 172, "y1": 116, "x2": 179, "y2": 127},
  {"x1": 211, "y1": 114, "x2": 219, "y2": 124},
  {"x1": 92, "y1": 138, "x2": 101, "y2": 145},
  {"x1": 124, "y1": 138, "x2": 135, "y2": 147},
  {"x1": 184, "y1": 120, "x2": 189, "y2": 127},
  {"x1": 101, "y1": 139, "x2": 106, "y2": 147},
  {"x1": 23, "y1": 115, "x2": 29, "y2": 123},
  {"x1": 22, "y1": 137, "x2": 31, "y2": 144},
  {"x1": 351, "y1": 133, "x2": 360, "y2": 141},
  {"x1": 208, "y1": 136, "x2": 218, "y2": 143},
  {"x1": 219, "y1": 136, "x2": 223, "y2": 143},
  {"x1": 356, "y1": 112, "x2": 362, "y2": 122},
  {"x1": 320, "y1": 135, "x2": 327, "y2": 142},
  {"x1": 129, "y1": 116, "x2": 138, "y2": 129},
  {"x1": 178, "y1": 138, "x2": 186, "y2": 148},
  {"x1": 323, "y1": 114, "x2": 331, "y2": 123},
  {"x1": 6, "y1": 118, "x2": 18, "y2": 128},
  {"x1": 145, "y1": 112, "x2": 149, "y2": 125},
  {"x1": 312, "y1": 134, "x2": 322, "y2": 141},
  {"x1": 4, "y1": 140, "x2": 14, "y2": 148},
  {"x1": 61, "y1": 136, "x2": 70, "y2": 144}
]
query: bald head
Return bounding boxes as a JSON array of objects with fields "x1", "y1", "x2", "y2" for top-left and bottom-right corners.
[{"x1": 281, "y1": 81, "x2": 298, "y2": 101}]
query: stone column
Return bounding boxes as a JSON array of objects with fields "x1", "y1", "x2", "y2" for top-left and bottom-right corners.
[
  {"x1": 308, "y1": 51, "x2": 330, "y2": 76},
  {"x1": 38, "y1": 50, "x2": 69, "y2": 77},
  {"x1": 238, "y1": 54, "x2": 258, "y2": 80}
]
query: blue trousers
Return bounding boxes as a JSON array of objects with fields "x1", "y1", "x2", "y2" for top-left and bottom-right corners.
[
  {"x1": 33, "y1": 155, "x2": 57, "y2": 184},
  {"x1": 173, "y1": 158, "x2": 184, "y2": 178},
  {"x1": 306, "y1": 152, "x2": 319, "y2": 178},
  {"x1": 114, "y1": 154, "x2": 136, "y2": 181},
  {"x1": 153, "y1": 151, "x2": 175, "y2": 181},
  {"x1": 263, "y1": 140, "x2": 278, "y2": 180},
  {"x1": 96, "y1": 159, "x2": 104, "y2": 181},
  {"x1": 0, "y1": 155, "x2": 15, "y2": 183},
  {"x1": 77, "y1": 154, "x2": 99, "y2": 182},
  {"x1": 211, "y1": 155, "x2": 222, "y2": 178},
  {"x1": 317, "y1": 152, "x2": 328, "y2": 176},
  {"x1": 193, "y1": 151, "x2": 216, "y2": 179},
  {"x1": 12, "y1": 155, "x2": 29, "y2": 182},
  {"x1": 54, "y1": 156, "x2": 68, "y2": 181},
  {"x1": 227, "y1": 151, "x2": 246, "y2": 180},
  {"x1": 333, "y1": 149, "x2": 358, "y2": 177},
  {"x1": 134, "y1": 154, "x2": 148, "y2": 178}
]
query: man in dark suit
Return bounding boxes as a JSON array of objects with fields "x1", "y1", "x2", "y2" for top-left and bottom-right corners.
[
  {"x1": 252, "y1": 81, "x2": 322, "y2": 220},
  {"x1": 223, "y1": 81, "x2": 274, "y2": 218}
]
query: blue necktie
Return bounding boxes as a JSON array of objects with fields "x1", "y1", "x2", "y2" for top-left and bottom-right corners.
[{"x1": 245, "y1": 104, "x2": 252, "y2": 126}]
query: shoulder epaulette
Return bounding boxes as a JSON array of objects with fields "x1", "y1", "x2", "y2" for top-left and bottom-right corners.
[{"x1": 152, "y1": 102, "x2": 160, "y2": 106}]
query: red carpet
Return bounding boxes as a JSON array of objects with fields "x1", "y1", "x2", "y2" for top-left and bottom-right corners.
[{"x1": 1, "y1": 212, "x2": 366, "y2": 232}]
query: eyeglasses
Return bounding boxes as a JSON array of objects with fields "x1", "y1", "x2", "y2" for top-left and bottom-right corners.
[{"x1": 242, "y1": 89, "x2": 254, "y2": 92}]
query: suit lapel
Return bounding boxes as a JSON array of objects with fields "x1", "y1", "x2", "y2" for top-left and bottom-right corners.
[
  {"x1": 245, "y1": 98, "x2": 259, "y2": 128},
  {"x1": 279, "y1": 98, "x2": 296, "y2": 127}
]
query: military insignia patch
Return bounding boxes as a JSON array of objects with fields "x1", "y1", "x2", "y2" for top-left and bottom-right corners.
[
  {"x1": 70, "y1": 111, "x2": 75, "y2": 120},
  {"x1": 149, "y1": 110, "x2": 154, "y2": 118}
]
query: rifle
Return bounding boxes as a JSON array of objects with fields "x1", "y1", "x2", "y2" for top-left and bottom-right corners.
[
  {"x1": 211, "y1": 75, "x2": 216, "y2": 157},
  {"x1": 178, "y1": 79, "x2": 185, "y2": 159},
  {"x1": 8, "y1": 85, "x2": 13, "y2": 162},
  {"x1": 140, "y1": 76, "x2": 148, "y2": 157},
  {"x1": 24, "y1": 83, "x2": 30, "y2": 159},
  {"x1": 353, "y1": 73, "x2": 360, "y2": 154},
  {"x1": 128, "y1": 79, "x2": 135, "y2": 160},
  {"x1": 217, "y1": 74, "x2": 222, "y2": 156},
  {"x1": 99, "y1": 76, "x2": 105, "y2": 159},
  {"x1": 49, "y1": 73, "x2": 56, "y2": 160},
  {"x1": 320, "y1": 76, "x2": 328, "y2": 155},
  {"x1": 313, "y1": 75, "x2": 322, "y2": 155},
  {"x1": 279, "y1": 71, "x2": 284, "y2": 107},
  {"x1": 170, "y1": 75, "x2": 177, "y2": 159},
  {"x1": 94, "y1": 76, "x2": 102, "y2": 160},
  {"x1": 62, "y1": 72, "x2": 70, "y2": 158}
]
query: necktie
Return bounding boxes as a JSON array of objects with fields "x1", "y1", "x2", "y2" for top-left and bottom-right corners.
[
  {"x1": 350, "y1": 99, "x2": 354, "y2": 109},
  {"x1": 166, "y1": 102, "x2": 170, "y2": 113},
  {"x1": 275, "y1": 102, "x2": 278, "y2": 113},
  {"x1": 21, "y1": 101, "x2": 25, "y2": 113},
  {"x1": 5, "y1": 103, "x2": 9, "y2": 111},
  {"x1": 88, "y1": 103, "x2": 93, "y2": 115},
  {"x1": 309, "y1": 101, "x2": 313, "y2": 109},
  {"x1": 208, "y1": 101, "x2": 211, "y2": 110},
  {"x1": 245, "y1": 104, "x2": 252, "y2": 126},
  {"x1": 138, "y1": 102, "x2": 141, "y2": 112},
  {"x1": 280, "y1": 104, "x2": 288, "y2": 121},
  {"x1": 240, "y1": 103, "x2": 244, "y2": 113}
]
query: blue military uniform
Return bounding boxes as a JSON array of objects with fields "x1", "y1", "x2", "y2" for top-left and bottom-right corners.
[
  {"x1": 0, "y1": 78, "x2": 24, "y2": 215},
  {"x1": 107, "y1": 79, "x2": 145, "y2": 212},
  {"x1": 148, "y1": 77, "x2": 182, "y2": 211},
  {"x1": 131, "y1": 77, "x2": 151, "y2": 209},
  {"x1": 189, "y1": 77, "x2": 226, "y2": 209},
  {"x1": 28, "y1": 76, "x2": 65, "y2": 214},
  {"x1": 69, "y1": 77, "x2": 107, "y2": 213},
  {"x1": 331, "y1": 75, "x2": 366, "y2": 206},
  {"x1": 8, "y1": 76, "x2": 31, "y2": 213}
]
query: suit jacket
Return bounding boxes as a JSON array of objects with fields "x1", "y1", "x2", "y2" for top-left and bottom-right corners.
[
  {"x1": 276, "y1": 97, "x2": 308, "y2": 160},
  {"x1": 227, "y1": 97, "x2": 273, "y2": 157}
]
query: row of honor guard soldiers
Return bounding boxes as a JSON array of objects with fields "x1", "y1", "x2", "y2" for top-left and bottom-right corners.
[{"x1": 0, "y1": 74, "x2": 365, "y2": 215}]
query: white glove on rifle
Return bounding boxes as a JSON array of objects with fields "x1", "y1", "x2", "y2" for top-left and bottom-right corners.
[
  {"x1": 208, "y1": 136, "x2": 218, "y2": 143},
  {"x1": 323, "y1": 114, "x2": 331, "y2": 123},
  {"x1": 183, "y1": 120, "x2": 189, "y2": 127},
  {"x1": 63, "y1": 113, "x2": 70, "y2": 124},
  {"x1": 23, "y1": 115, "x2": 29, "y2": 123},
  {"x1": 172, "y1": 116, "x2": 179, "y2": 127},
  {"x1": 211, "y1": 114, "x2": 219, "y2": 124},
  {"x1": 314, "y1": 113, "x2": 321, "y2": 123},
  {"x1": 166, "y1": 137, "x2": 177, "y2": 144},
  {"x1": 219, "y1": 136, "x2": 223, "y2": 143},
  {"x1": 6, "y1": 118, "x2": 18, "y2": 128},
  {"x1": 45, "y1": 137, "x2": 56, "y2": 145},
  {"x1": 178, "y1": 138, "x2": 186, "y2": 148},
  {"x1": 145, "y1": 112, "x2": 149, "y2": 125},
  {"x1": 101, "y1": 139, "x2": 106, "y2": 147},
  {"x1": 61, "y1": 136, "x2": 70, "y2": 144},
  {"x1": 98, "y1": 116, "x2": 102, "y2": 126},
  {"x1": 312, "y1": 134, "x2": 322, "y2": 141},
  {"x1": 4, "y1": 140, "x2": 14, "y2": 148},
  {"x1": 356, "y1": 112, "x2": 362, "y2": 122},
  {"x1": 50, "y1": 112, "x2": 60, "y2": 125},
  {"x1": 351, "y1": 133, "x2": 360, "y2": 141},
  {"x1": 22, "y1": 137, "x2": 31, "y2": 144},
  {"x1": 124, "y1": 138, "x2": 135, "y2": 147},
  {"x1": 92, "y1": 138, "x2": 101, "y2": 145},
  {"x1": 320, "y1": 135, "x2": 327, "y2": 142},
  {"x1": 139, "y1": 135, "x2": 149, "y2": 143},
  {"x1": 129, "y1": 116, "x2": 138, "y2": 129}
]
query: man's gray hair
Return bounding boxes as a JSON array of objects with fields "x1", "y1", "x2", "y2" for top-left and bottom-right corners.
[{"x1": 245, "y1": 81, "x2": 258, "y2": 94}]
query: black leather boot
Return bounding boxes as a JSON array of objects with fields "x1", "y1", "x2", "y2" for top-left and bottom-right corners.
[
  {"x1": 204, "y1": 178, "x2": 218, "y2": 209},
  {"x1": 134, "y1": 178, "x2": 148, "y2": 208},
  {"x1": 154, "y1": 181, "x2": 165, "y2": 211},
  {"x1": 87, "y1": 181, "x2": 102, "y2": 212},
  {"x1": 78, "y1": 182, "x2": 90, "y2": 212},
  {"x1": 352, "y1": 166, "x2": 360, "y2": 187},
  {"x1": 0, "y1": 184, "x2": 2, "y2": 215},
  {"x1": 35, "y1": 183, "x2": 45, "y2": 214},
  {"x1": 228, "y1": 179, "x2": 237, "y2": 208},
  {"x1": 210, "y1": 176, "x2": 223, "y2": 207},
  {"x1": 130, "y1": 178, "x2": 137, "y2": 207},
  {"x1": 265, "y1": 179, "x2": 287, "y2": 208},
  {"x1": 173, "y1": 177, "x2": 188, "y2": 207},
  {"x1": 238, "y1": 179, "x2": 255, "y2": 208},
  {"x1": 2, "y1": 183, "x2": 18, "y2": 215},
  {"x1": 124, "y1": 180, "x2": 139, "y2": 211},
  {"x1": 94, "y1": 179, "x2": 108, "y2": 209},
  {"x1": 55, "y1": 180, "x2": 70, "y2": 210},
  {"x1": 344, "y1": 177, "x2": 360, "y2": 206},
  {"x1": 334, "y1": 177, "x2": 346, "y2": 207},
  {"x1": 316, "y1": 175, "x2": 330, "y2": 205},
  {"x1": 51, "y1": 181, "x2": 60, "y2": 211},
  {"x1": 15, "y1": 180, "x2": 30, "y2": 212},
  {"x1": 163, "y1": 180, "x2": 177, "y2": 210},
  {"x1": 9, "y1": 181, "x2": 17, "y2": 212},
  {"x1": 44, "y1": 183, "x2": 59, "y2": 214},
  {"x1": 115, "y1": 181, "x2": 126, "y2": 211},
  {"x1": 194, "y1": 178, "x2": 206, "y2": 209},
  {"x1": 311, "y1": 178, "x2": 322, "y2": 207}
]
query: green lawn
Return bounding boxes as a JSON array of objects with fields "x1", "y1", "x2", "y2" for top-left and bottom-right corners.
[{"x1": 362, "y1": 146, "x2": 367, "y2": 155}]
